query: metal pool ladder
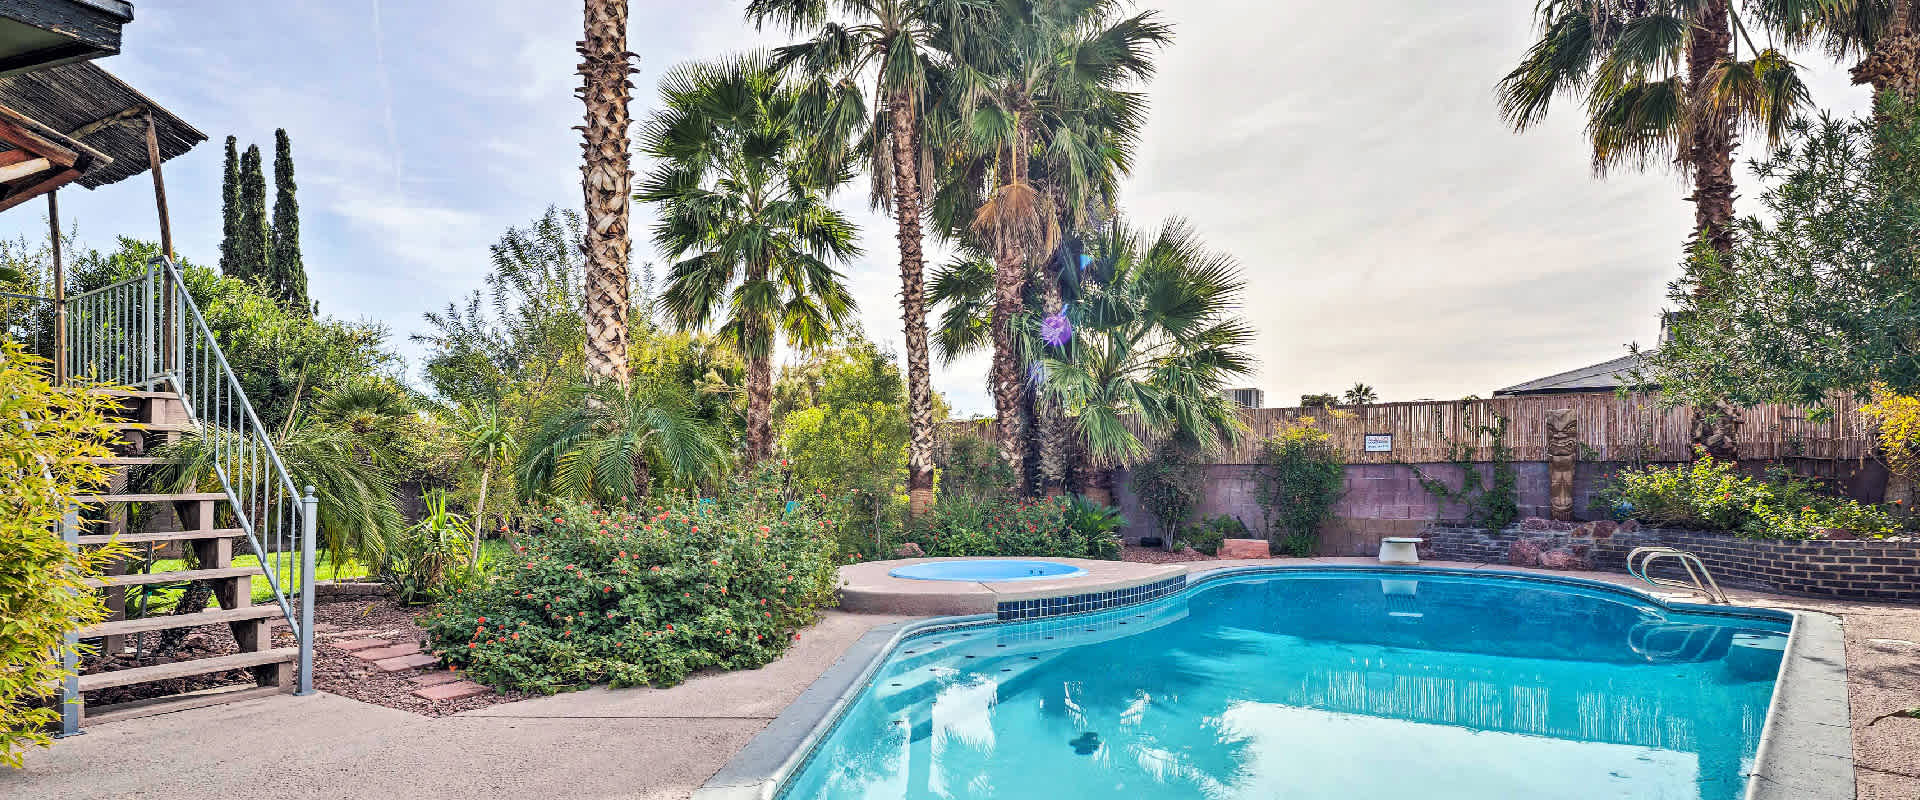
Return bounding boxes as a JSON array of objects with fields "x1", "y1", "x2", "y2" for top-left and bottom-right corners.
[{"x1": 1626, "y1": 547, "x2": 1729, "y2": 604}]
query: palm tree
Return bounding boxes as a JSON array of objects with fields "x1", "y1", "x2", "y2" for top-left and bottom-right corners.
[
  {"x1": 1344, "y1": 383, "x2": 1377, "y2": 406},
  {"x1": 516, "y1": 379, "x2": 728, "y2": 503},
  {"x1": 1036, "y1": 218, "x2": 1254, "y2": 501},
  {"x1": 580, "y1": 0, "x2": 637, "y2": 386},
  {"x1": 1498, "y1": 0, "x2": 1812, "y2": 255},
  {"x1": 639, "y1": 54, "x2": 862, "y2": 467},
  {"x1": 1759, "y1": 0, "x2": 1920, "y2": 104},
  {"x1": 746, "y1": 0, "x2": 960, "y2": 515},
  {"x1": 934, "y1": 0, "x2": 1170, "y2": 488},
  {"x1": 452, "y1": 401, "x2": 515, "y2": 559}
]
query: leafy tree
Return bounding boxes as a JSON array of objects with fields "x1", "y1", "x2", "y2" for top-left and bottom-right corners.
[
  {"x1": 748, "y1": 0, "x2": 963, "y2": 516},
  {"x1": 1343, "y1": 383, "x2": 1377, "y2": 406},
  {"x1": 0, "y1": 342, "x2": 124, "y2": 767},
  {"x1": 777, "y1": 338, "x2": 911, "y2": 548},
  {"x1": 1299, "y1": 393, "x2": 1337, "y2": 409},
  {"x1": 269, "y1": 129, "x2": 309, "y2": 313},
  {"x1": 1652, "y1": 99, "x2": 1920, "y2": 406},
  {"x1": 1498, "y1": 0, "x2": 1811, "y2": 254},
  {"x1": 219, "y1": 136, "x2": 239, "y2": 276},
  {"x1": 1253, "y1": 419, "x2": 1346, "y2": 557},
  {"x1": 639, "y1": 54, "x2": 861, "y2": 467},
  {"x1": 1129, "y1": 440, "x2": 1202, "y2": 548},
  {"x1": 452, "y1": 401, "x2": 516, "y2": 558}
]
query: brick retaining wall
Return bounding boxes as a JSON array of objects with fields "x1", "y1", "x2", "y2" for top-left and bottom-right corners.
[{"x1": 1424, "y1": 523, "x2": 1920, "y2": 603}]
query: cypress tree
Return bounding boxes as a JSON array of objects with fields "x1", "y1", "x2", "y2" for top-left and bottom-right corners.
[
  {"x1": 234, "y1": 144, "x2": 270, "y2": 283},
  {"x1": 269, "y1": 129, "x2": 308, "y2": 312},
  {"x1": 218, "y1": 136, "x2": 239, "y2": 275}
]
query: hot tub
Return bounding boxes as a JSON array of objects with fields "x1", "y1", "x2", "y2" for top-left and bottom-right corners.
[{"x1": 887, "y1": 559, "x2": 1088, "y2": 582}]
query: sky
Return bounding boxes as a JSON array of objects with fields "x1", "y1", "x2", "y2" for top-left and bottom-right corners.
[{"x1": 0, "y1": 1, "x2": 1878, "y2": 416}]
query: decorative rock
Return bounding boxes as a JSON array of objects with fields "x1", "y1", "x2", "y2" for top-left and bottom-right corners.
[
  {"x1": 373, "y1": 653, "x2": 440, "y2": 673},
  {"x1": 1521, "y1": 517, "x2": 1552, "y2": 531},
  {"x1": 1591, "y1": 520, "x2": 1618, "y2": 539},
  {"x1": 355, "y1": 641, "x2": 422, "y2": 661},
  {"x1": 330, "y1": 637, "x2": 391, "y2": 652},
  {"x1": 413, "y1": 671, "x2": 465, "y2": 687},
  {"x1": 1508, "y1": 539, "x2": 1543, "y2": 567},
  {"x1": 1571, "y1": 522, "x2": 1594, "y2": 538},
  {"x1": 1539, "y1": 548, "x2": 1576, "y2": 569},
  {"x1": 411, "y1": 680, "x2": 492, "y2": 701},
  {"x1": 1218, "y1": 538, "x2": 1271, "y2": 559},
  {"x1": 1619, "y1": 519, "x2": 1641, "y2": 533},
  {"x1": 893, "y1": 542, "x2": 925, "y2": 558},
  {"x1": 313, "y1": 622, "x2": 342, "y2": 633}
]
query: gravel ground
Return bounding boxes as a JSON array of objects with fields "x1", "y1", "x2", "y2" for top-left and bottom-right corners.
[
  {"x1": 301, "y1": 598, "x2": 530, "y2": 716},
  {"x1": 1121, "y1": 544, "x2": 1216, "y2": 563}
]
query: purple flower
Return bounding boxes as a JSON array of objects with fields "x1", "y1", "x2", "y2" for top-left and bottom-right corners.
[{"x1": 1040, "y1": 312, "x2": 1073, "y2": 348}]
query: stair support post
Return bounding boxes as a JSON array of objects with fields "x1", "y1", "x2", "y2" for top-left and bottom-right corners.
[
  {"x1": 56, "y1": 509, "x2": 82, "y2": 738},
  {"x1": 296, "y1": 486, "x2": 317, "y2": 696}
]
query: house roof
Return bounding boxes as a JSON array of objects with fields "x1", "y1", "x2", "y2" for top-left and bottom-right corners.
[
  {"x1": 1493, "y1": 351, "x2": 1650, "y2": 396},
  {"x1": 0, "y1": 60, "x2": 202, "y2": 190},
  {"x1": 0, "y1": 0, "x2": 133, "y2": 77}
]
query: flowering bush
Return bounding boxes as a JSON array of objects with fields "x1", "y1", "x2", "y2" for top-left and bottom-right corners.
[
  {"x1": 422, "y1": 470, "x2": 839, "y2": 693},
  {"x1": 1596, "y1": 454, "x2": 1896, "y2": 539},
  {"x1": 918, "y1": 495, "x2": 1121, "y2": 560}
]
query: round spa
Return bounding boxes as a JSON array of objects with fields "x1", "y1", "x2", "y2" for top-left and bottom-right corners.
[{"x1": 888, "y1": 559, "x2": 1087, "y2": 582}]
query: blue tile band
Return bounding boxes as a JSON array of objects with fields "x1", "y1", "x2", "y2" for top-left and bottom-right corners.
[{"x1": 994, "y1": 575, "x2": 1186, "y2": 621}]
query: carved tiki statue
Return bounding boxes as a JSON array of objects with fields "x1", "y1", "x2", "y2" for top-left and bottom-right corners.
[{"x1": 1546, "y1": 409, "x2": 1578, "y2": 521}]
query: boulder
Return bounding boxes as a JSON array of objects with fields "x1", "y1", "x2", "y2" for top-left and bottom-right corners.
[
  {"x1": 1591, "y1": 520, "x2": 1618, "y2": 539},
  {"x1": 1619, "y1": 519, "x2": 1641, "y2": 534},
  {"x1": 1521, "y1": 517, "x2": 1552, "y2": 531},
  {"x1": 893, "y1": 542, "x2": 925, "y2": 558},
  {"x1": 1540, "y1": 547, "x2": 1592, "y2": 571},
  {"x1": 1508, "y1": 538, "x2": 1544, "y2": 567},
  {"x1": 1218, "y1": 538, "x2": 1271, "y2": 559}
]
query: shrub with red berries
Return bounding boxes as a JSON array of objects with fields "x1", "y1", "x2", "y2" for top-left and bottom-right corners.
[{"x1": 422, "y1": 470, "x2": 839, "y2": 693}]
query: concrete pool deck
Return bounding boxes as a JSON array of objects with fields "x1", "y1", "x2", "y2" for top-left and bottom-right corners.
[{"x1": 6, "y1": 556, "x2": 1915, "y2": 799}]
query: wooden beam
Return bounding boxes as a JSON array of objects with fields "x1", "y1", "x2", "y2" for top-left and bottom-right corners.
[
  {"x1": 0, "y1": 113, "x2": 77, "y2": 168},
  {"x1": 0, "y1": 156, "x2": 50, "y2": 183},
  {"x1": 145, "y1": 112, "x2": 172, "y2": 260},
  {"x1": 0, "y1": 149, "x2": 37, "y2": 168},
  {"x1": 65, "y1": 105, "x2": 145, "y2": 141},
  {"x1": 50, "y1": 190, "x2": 65, "y2": 384},
  {"x1": 0, "y1": 167, "x2": 80, "y2": 214}
]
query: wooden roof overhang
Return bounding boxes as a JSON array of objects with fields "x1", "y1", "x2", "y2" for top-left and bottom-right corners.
[
  {"x1": 0, "y1": 60, "x2": 202, "y2": 213},
  {"x1": 0, "y1": 0, "x2": 133, "y2": 77}
]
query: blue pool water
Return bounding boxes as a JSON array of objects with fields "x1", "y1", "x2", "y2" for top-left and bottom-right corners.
[
  {"x1": 781, "y1": 570, "x2": 1788, "y2": 800},
  {"x1": 889, "y1": 560, "x2": 1089, "y2": 582}
]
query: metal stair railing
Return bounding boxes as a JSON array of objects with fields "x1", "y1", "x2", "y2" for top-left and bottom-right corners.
[
  {"x1": 1626, "y1": 546, "x2": 1729, "y2": 604},
  {"x1": 61, "y1": 256, "x2": 317, "y2": 701}
]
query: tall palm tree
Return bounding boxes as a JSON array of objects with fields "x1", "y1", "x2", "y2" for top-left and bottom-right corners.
[
  {"x1": 639, "y1": 54, "x2": 862, "y2": 466},
  {"x1": 1498, "y1": 0, "x2": 1812, "y2": 255},
  {"x1": 580, "y1": 0, "x2": 637, "y2": 386},
  {"x1": 1344, "y1": 382, "x2": 1378, "y2": 406},
  {"x1": 1759, "y1": 0, "x2": 1920, "y2": 104},
  {"x1": 935, "y1": 0, "x2": 1170, "y2": 488},
  {"x1": 746, "y1": 0, "x2": 962, "y2": 515}
]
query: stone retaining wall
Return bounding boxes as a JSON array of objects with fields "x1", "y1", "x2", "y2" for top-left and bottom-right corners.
[{"x1": 1424, "y1": 522, "x2": 1920, "y2": 603}]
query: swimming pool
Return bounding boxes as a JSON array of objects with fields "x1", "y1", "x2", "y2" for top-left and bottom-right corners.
[
  {"x1": 777, "y1": 570, "x2": 1790, "y2": 800},
  {"x1": 888, "y1": 559, "x2": 1088, "y2": 582}
]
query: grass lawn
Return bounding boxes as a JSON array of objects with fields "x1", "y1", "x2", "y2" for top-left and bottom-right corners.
[{"x1": 129, "y1": 550, "x2": 372, "y2": 611}]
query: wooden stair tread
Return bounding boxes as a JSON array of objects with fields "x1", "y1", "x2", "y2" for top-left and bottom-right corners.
[
  {"x1": 80, "y1": 605, "x2": 281, "y2": 637},
  {"x1": 75, "y1": 492, "x2": 226, "y2": 503},
  {"x1": 76, "y1": 528, "x2": 244, "y2": 545},
  {"x1": 82, "y1": 456, "x2": 164, "y2": 466},
  {"x1": 90, "y1": 389, "x2": 180, "y2": 400},
  {"x1": 78, "y1": 647, "x2": 297, "y2": 691},
  {"x1": 84, "y1": 566, "x2": 259, "y2": 588},
  {"x1": 107, "y1": 421, "x2": 194, "y2": 432},
  {"x1": 83, "y1": 684, "x2": 287, "y2": 726}
]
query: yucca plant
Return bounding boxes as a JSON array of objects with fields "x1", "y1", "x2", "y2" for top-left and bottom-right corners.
[{"x1": 385, "y1": 489, "x2": 476, "y2": 605}]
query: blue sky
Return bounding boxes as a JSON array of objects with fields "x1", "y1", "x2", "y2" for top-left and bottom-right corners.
[{"x1": 0, "y1": 2, "x2": 1875, "y2": 415}]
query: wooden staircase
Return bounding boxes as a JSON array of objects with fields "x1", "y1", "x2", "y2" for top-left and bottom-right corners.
[{"x1": 67, "y1": 388, "x2": 297, "y2": 726}]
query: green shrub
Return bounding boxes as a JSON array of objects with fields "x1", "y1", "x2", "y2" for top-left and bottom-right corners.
[
  {"x1": 916, "y1": 495, "x2": 1121, "y2": 560},
  {"x1": 1253, "y1": 419, "x2": 1346, "y2": 556},
  {"x1": 939, "y1": 433, "x2": 1015, "y2": 503},
  {"x1": 421, "y1": 469, "x2": 839, "y2": 693},
  {"x1": 384, "y1": 489, "x2": 479, "y2": 605},
  {"x1": 0, "y1": 343, "x2": 126, "y2": 767},
  {"x1": 1184, "y1": 514, "x2": 1248, "y2": 556},
  {"x1": 1597, "y1": 454, "x2": 1897, "y2": 539},
  {"x1": 1130, "y1": 441, "x2": 1203, "y2": 543}
]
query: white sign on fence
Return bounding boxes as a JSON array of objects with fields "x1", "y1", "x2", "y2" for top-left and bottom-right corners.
[{"x1": 1364, "y1": 433, "x2": 1392, "y2": 453}]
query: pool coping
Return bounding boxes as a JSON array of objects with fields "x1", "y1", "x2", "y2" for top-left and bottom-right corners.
[{"x1": 693, "y1": 563, "x2": 1853, "y2": 800}]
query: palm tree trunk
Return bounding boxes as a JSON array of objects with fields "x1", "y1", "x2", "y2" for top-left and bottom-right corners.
[
  {"x1": 745, "y1": 316, "x2": 775, "y2": 467},
  {"x1": 1854, "y1": 0, "x2": 1920, "y2": 104},
  {"x1": 1687, "y1": 0, "x2": 1737, "y2": 257},
  {"x1": 579, "y1": 0, "x2": 635, "y2": 386},
  {"x1": 891, "y1": 91, "x2": 937, "y2": 516},
  {"x1": 987, "y1": 116, "x2": 1034, "y2": 492},
  {"x1": 1036, "y1": 273, "x2": 1069, "y2": 496}
]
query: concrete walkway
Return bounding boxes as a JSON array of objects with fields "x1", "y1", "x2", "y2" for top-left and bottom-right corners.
[
  {"x1": 0, "y1": 611, "x2": 906, "y2": 800},
  {"x1": 7, "y1": 560, "x2": 1915, "y2": 799}
]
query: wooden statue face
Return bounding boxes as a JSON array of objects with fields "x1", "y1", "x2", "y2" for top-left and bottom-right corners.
[{"x1": 1546, "y1": 410, "x2": 1578, "y2": 456}]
